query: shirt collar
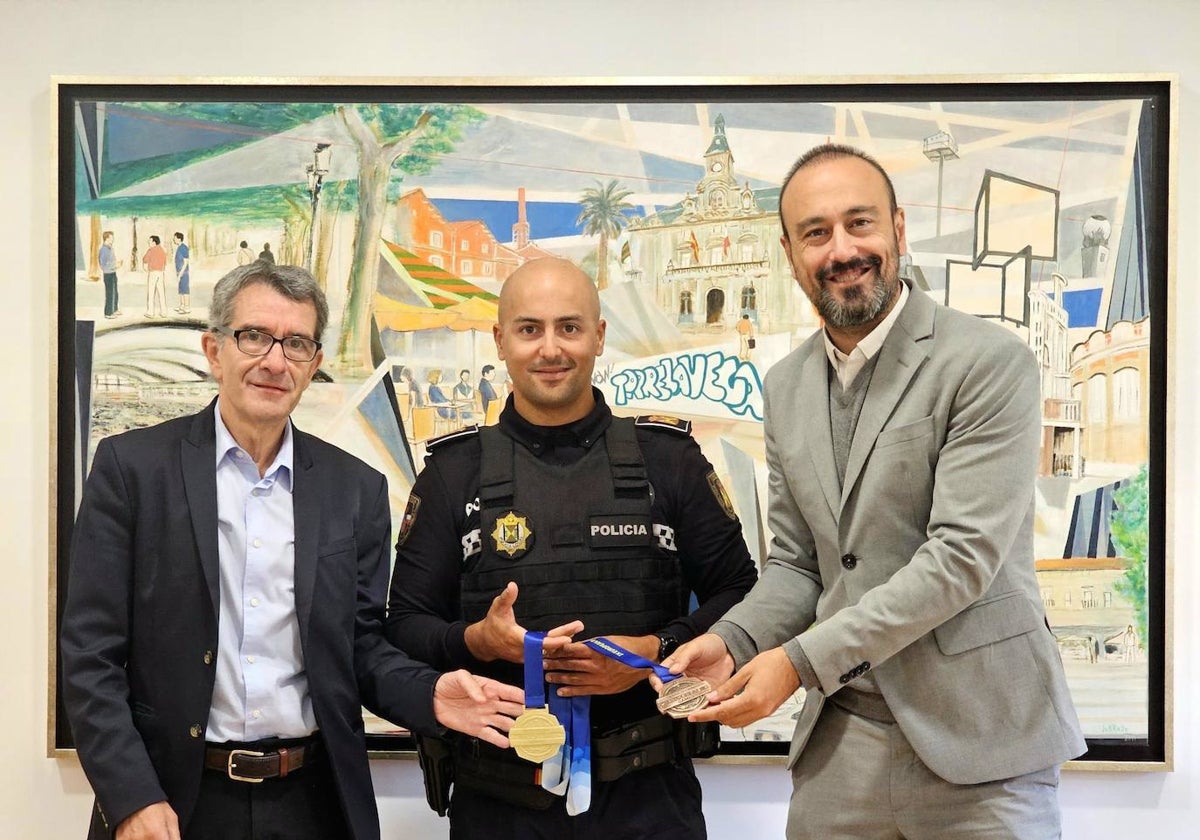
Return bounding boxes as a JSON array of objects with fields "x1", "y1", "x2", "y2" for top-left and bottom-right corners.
[
  {"x1": 499, "y1": 388, "x2": 612, "y2": 452},
  {"x1": 214, "y1": 399, "x2": 294, "y2": 489},
  {"x1": 823, "y1": 280, "x2": 910, "y2": 367}
]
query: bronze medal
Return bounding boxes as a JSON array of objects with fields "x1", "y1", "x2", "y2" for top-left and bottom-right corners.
[
  {"x1": 655, "y1": 676, "x2": 713, "y2": 719},
  {"x1": 509, "y1": 705, "x2": 566, "y2": 763}
]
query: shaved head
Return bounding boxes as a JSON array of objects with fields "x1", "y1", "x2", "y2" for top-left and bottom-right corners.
[
  {"x1": 494, "y1": 258, "x2": 606, "y2": 426},
  {"x1": 499, "y1": 258, "x2": 600, "y2": 324}
]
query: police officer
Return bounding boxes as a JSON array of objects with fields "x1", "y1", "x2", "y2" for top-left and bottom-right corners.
[{"x1": 386, "y1": 258, "x2": 757, "y2": 839}]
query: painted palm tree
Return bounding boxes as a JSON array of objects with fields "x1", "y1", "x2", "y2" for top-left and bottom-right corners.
[{"x1": 576, "y1": 180, "x2": 634, "y2": 290}]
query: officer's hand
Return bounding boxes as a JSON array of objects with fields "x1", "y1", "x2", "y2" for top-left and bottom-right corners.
[
  {"x1": 462, "y1": 581, "x2": 526, "y2": 663},
  {"x1": 652, "y1": 633, "x2": 735, "y2": 691},
  {"x1": 115, "y1": 801, "x2": 180, "y2": 840},
  {"x1": 463, "y1": 582, "x2": 583, "y2": 663},
  {"x1": 433, "y1": 670, "x2": 526, "y2": 749},
  {"x1": 686, "y1": 646, "x2": 800, "y2": 728},
  {"x1": 544, "y1": 634, "x2": 658, "y2": 697}
]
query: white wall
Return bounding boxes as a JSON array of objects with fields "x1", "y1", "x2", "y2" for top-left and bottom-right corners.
[{"x1": 3, "y1": 1, "x2": 1196, "y2": 836}]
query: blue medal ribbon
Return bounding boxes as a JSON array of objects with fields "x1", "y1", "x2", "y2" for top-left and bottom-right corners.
[
  {"x1": 523, "y1": 631, "x2": 549, "y2": 708},
  {"x1": 581, "y1": 637, "x2": 682, "y2": 683}
]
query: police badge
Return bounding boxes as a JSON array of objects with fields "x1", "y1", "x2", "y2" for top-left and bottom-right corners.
[
  {"x1": 491, "y1": 510, "x2": 534, "y2": 558},
  {"x1": 397, "y1": 493, "x2": 421, "y2": 546}
]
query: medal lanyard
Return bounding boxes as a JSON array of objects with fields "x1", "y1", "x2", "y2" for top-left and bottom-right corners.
[
  {"x1": 581, "y1": 637, "x2": 682, "y2": 683},
  {"x1": 583, "y1": 636, "x2": 712, "y2": 719},
  {"x1": 523, "y1": 631, "x2": 550, "y2": 708}
]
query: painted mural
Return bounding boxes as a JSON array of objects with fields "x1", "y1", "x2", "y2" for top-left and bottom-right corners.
[{"x1": 64, "y1": 86, "x2": 1163, "y2": 754}]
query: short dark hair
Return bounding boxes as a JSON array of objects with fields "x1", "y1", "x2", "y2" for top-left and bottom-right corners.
[
  {"x1": 239, "y1": 240, "x2": 248, "y2": 249},
  {"x1": 149, "y1": 235, "x2": 161, "y2": 245},
  {"x1": 208, "y1": 263, "x2": 329, "y2": 341},
  {"x1": 173, "y1": 232, "x2": 184, "y2": 242},
  {"x1": 482, "y1": 364, "x2": 494, "y2": 376},
  {"x1": 779, "y1": 144, "x2": 898, "y2": 239}
]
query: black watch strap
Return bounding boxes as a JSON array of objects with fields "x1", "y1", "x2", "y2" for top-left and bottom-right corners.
[{"x1": 656, "y1": 632, "x2": 680, "y2": 662}]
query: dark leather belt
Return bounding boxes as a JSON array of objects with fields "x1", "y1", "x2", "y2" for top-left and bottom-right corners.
[{"x1": 204, "y1": 739, "x2": 321, "y2": 783}]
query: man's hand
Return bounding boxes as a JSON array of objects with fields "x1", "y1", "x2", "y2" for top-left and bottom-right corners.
[
  {"x1": 544, "y1": 635, "x2": 658, "y2": 697},
  {"x1": 115, "y1": 802, "x2": 180, "y2": 840},
  {"x1": 687, "y1": 647, "x2": 800, "y2": 728},
  {"x1": 651, "y1": 633, "x2": 735, "y2": 691},
  {"x1": 462, "y1": 582, "x2": 583, "y2": 663},
  {"x1": 433, "y1": 670, "x2": 526, "y2": 749}
]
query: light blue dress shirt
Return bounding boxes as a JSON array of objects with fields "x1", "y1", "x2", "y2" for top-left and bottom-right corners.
[{"x1": 206, "y1": 400, "x2": 316, "y2": 742}]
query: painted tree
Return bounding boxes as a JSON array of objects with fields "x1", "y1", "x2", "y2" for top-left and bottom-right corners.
[
  {"x1": 335, "y1": 104, "x2": 483, "y2": 372},
  {"x1": 1110, "y1": 463, "x2": 1149, "y2": 648},
  {"x1": 576, "y1": 180, "x2": 634, "y2": 290}
]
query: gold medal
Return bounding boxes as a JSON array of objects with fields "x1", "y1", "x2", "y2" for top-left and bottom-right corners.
[
  {"x1": 509, "y1": 705, "x2": 566, "y2": 763},
  {"x1": 655, "y1": 676, "x2": 713, "y2": 719}
]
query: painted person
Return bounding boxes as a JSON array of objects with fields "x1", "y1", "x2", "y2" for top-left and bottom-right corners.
[
  {"x1": 142, "y1": 234, "x2": 168, "y2": 318},
  {"x1": 236, "y1": 240, "x2": 256, "y2": 266},
  {"x1": 62, "y1": 263, "x2": 523, "y2": 840},
  {"x1": 660, "y1": 145, "x2": 1085, "y2": 839},
  {"x1": 173, "y1": 232, "x2": 191, "y2": 314},
  {"x1": 386, "y1": 258, "x2": 757, "y2": 839},
  {"x1": 477, "y1": 364, "x2": 499, "y2": 419},
  {"x1": 98, "y1": 230, "x2": 123, "y2": 318}
]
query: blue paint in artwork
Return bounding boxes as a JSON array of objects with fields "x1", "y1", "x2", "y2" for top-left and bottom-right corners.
[
  {"x1": 636, "y1": 152, "x2": 707, "y2": 193},
  {"x1": 607, "y1": 350, "x2": 764, "y2": 421},
  {"x1": 104, "y1": 106, "x2": 249, "y2": 165},
  {"x1": 433, "y1": 198, "x2": 643, "y2": 239},
  {"x1": 357, "y1": 378, "x2": 409, "y2": 477},
  {"x1": 1062, "y1": 288, "x2": 1103, "y2": 328}
]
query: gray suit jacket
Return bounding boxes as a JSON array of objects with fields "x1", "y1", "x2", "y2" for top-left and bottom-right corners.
[{"x1": 715, "y1": 285, "x2": 1085, "y2": 784}]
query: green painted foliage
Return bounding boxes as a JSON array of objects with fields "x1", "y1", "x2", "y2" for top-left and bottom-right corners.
[
  {"x1": 1110, "y1": 463, "x2": 1149, "y2": 647},
  {"x1": 83, "y1": 101, "x2": 484, "y2": 216}
]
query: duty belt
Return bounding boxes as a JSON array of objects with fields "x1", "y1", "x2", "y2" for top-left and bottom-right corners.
[{"x1": 452, "y1": 715, "x2": 718, "y2": 809}]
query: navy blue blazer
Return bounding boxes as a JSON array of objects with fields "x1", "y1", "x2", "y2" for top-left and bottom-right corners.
[{"x1": 61, "y1": 401, "x2": 441, "y2": 840}]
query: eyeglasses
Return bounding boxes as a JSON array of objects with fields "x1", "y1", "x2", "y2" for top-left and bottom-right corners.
[{"x1": 214, "y1": 326, "x2": 322, "y2": 362}]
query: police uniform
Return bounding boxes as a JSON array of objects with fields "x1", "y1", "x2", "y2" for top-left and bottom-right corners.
[{"x1": 386, "y1": 389, "x2": 757, "y2": 840}]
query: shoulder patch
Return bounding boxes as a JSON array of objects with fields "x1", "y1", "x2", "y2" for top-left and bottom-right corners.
[
  {"x1": 426, "y1": 424, "x2": 480, "y2": 451},
  {"x1": 634, "y1": 415, "x2": 692, "y2": 436}
]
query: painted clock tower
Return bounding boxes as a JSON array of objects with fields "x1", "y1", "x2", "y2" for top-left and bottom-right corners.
[{"x1": 698, "y1": 114, "x2": 737, "y2": 213}]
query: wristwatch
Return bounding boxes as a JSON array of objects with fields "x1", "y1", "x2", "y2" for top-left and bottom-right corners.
[{"x1": 656, "y1": 632, "x2": 681, "y2": 662}]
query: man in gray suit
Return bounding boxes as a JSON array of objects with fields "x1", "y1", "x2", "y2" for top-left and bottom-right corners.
[{"x1": 663, "y1": 145, "x2": 1085, "y2": 838}]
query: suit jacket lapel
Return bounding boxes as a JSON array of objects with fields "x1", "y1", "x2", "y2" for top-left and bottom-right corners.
[
  {"x1": 291, "y1": 428, "x2": 319, "y2": 651},
  {"x1": 181, "y1": 404, "x2": 220, "y2": 617},
  {"x1": 797, "y1": 341, "x2": 841, "y2": 522},
  {"x1": 840, "y1": 288, "x2": 935, "y2": 511}
]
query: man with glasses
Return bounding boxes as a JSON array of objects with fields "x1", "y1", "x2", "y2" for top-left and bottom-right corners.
[{"x1": 62, "y1": 263, "x2": 524, "y2": 840}]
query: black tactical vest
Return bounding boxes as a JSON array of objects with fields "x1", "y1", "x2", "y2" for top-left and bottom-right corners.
[{"x1": 460, "y1": 418, "x2": 683, "y2": 638}]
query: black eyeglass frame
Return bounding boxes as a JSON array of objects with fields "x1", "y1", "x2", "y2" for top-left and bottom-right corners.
[{"x1": 213, "y1": 325, "x2": 322, "y2": 362}]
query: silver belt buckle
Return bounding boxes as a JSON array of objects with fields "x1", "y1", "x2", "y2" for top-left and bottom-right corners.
[{"x1": 227, "y1": 748, "x2": 267, "y2": 783}]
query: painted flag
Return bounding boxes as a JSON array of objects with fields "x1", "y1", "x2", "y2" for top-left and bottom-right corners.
[
  {"x1": 722, "y1": 234, "x2": 731, "y2": 257},
  {"x1": 688, "y1": 230, "x2": 700, "y2": 263},
  {"x1": 620, "y1": 240, "x2": 631, "y2": 264}
]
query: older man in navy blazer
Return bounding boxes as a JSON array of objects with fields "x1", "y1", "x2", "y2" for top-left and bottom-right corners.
[
  {"x1": 62, "y1": 263, "x2": 523, "y2": 840},
  {"x1": 665, "y1": 145, "x2": 1085, "y2": 839}
]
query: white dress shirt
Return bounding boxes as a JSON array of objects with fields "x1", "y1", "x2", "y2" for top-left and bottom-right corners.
[
  {"x1": 207, "y1": 400, "x2": 315, "y2": 742},
  {"x1": 823, "y1": 281, "x2": 910, "y2": 390}
]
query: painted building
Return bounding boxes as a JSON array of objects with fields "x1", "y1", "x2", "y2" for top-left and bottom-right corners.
[
  {"x1": 393, "y1": 188, "x2": 518, "y2": 283},
  {"x1": 1070, "y1": 318, "x2": 1151, "y2": 466},
  {"x1": 624, "y1": 115, "x2": 817, "y2": 336},
  {"x1": 1028, "y1": 274, "x2": 1083, "y2": 477}
]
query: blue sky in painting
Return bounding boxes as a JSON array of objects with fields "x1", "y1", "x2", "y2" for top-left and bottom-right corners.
[{"x1": 433, "y1": 198, "x2": 649, "y2": 239}]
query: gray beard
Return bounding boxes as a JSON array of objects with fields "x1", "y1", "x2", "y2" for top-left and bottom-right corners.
[{"x1": 816, "y1": 270, "x2": 896, "y2": 328}]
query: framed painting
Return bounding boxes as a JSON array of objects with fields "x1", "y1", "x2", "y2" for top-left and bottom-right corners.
[{"x1": 51, "y1": 75, "x2": 1172, "y2": 768}]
